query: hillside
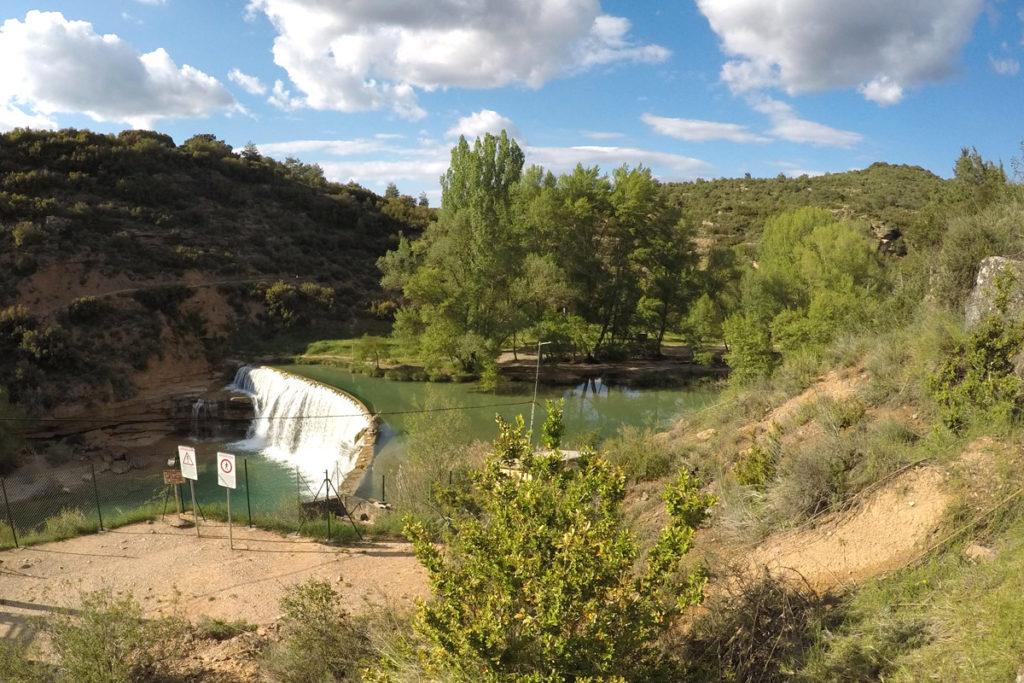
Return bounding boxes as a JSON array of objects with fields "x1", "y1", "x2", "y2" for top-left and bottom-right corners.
[
  {"x1": 0, "y1": 128, "x2": 428, "y2": 448},
  {"x1": 665, "y1": 162, "x2": 955, "y2": 249}
]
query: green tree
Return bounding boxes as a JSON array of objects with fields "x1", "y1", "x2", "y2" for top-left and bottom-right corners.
[
  {"x1": 953, "y1": 146, "x2": 1006, "y2": 207},
  {"x1": 379, "y1": 131, "x2": 530, "y2": 370},
  {"x1": 402, "y1": 415, "x2": 715, "y2": 681}
]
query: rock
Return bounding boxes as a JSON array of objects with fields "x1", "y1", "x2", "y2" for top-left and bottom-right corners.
[
  {"x1": 965, "y1": 543, "x2": 996, "y2": 563},
  {"x1": 111, "y1": 460, "x2": 130, "y2": 475},
  {"x1": 964, "y1": 256, "x2": 1024, "y2": 327}
]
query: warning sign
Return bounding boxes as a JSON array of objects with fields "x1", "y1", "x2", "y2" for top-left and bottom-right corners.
[
  {"x1": 217, "y1": 452, "x2": 236, "y2": 489},
  {"x1": 178, "y1": 445, "x2": 198, "y2": 481},
  {"x1": 163, "y1": 469, "x2": 185, "y2": 485}
]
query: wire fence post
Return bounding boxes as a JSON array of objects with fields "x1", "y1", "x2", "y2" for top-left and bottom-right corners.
[
  {"x1": 381, "y1": 474, "x2": 385, "y2": 503},
  {"x1": 324, "y1": 469, "x2": 331, "y2": 541},
  {"x1": 1, "y1": 477, "x2": 17, "y2": 548},
  {"x1": 244, "y1": 458, "x2": 252, "y2": 528},
  {"x1": 295, "y1": 464, "x2": 302, "y2": 525},
  {"x1": 90, "y1": 463, "x2": 104, "y2": 531}
]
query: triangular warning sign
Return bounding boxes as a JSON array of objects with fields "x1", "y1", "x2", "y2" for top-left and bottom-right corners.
[{"x1": 183, "y1": 452, "x2": 194, "y2": 465}]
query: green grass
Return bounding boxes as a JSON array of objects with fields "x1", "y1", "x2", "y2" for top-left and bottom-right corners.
[
  {"x1": 0, "y1": 497, "x2": 404, "y2": 551},
  {"x1": 800, "y1": 520, "x2": 1024, "y2": 681}
]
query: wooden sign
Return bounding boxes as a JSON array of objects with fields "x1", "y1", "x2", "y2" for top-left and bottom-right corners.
[{"x1": 163, "y1": 469, "x2": 185, "y2": 485}]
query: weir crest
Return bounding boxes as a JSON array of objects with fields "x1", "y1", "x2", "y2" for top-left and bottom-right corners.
[{"x1": 228, "y1": 366, "x2": 372, "y2": 490}]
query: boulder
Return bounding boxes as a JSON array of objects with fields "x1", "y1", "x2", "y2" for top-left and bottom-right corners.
[{"x1": 964, "y1": 256, "x2": 1024, "y2": 327}]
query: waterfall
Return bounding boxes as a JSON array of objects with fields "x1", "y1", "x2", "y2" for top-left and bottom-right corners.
[
  {"x1": 190, "y1": 398, "x2": 216, "y2": 438},
  {"x1": 228, "y1": 366, "x2": 371, "y2": 488}
]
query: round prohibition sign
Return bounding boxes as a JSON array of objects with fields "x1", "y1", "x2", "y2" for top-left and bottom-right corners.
[{"x1": 219, "y1": 457, "x2": 233, "y2": 474}]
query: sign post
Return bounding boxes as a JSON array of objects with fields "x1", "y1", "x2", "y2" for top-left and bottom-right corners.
[
  {"x1": 217, "y1": 452, "x2": 236, "y2": 549},
  {"x1": 178, "y1": 446, "x2": 200, "y2": 537},
  {"x1": 163, "y1": 469, "x2": 185, "y2": 515}
]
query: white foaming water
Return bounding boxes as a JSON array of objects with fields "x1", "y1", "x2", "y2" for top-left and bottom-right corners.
[{"x1": 228, "y1": 366, "x2": 370, "y2": 489}]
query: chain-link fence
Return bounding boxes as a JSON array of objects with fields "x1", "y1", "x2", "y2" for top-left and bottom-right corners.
[{"x1": 0, "y1": 458, "x2": 375, "y2": 550}]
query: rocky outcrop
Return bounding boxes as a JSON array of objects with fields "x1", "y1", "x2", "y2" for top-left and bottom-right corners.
[{"x1": 964, "y1": 256, "x2": 1024, "y2": 327}]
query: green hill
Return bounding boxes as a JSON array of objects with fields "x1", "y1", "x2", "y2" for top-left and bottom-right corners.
[{"x1": 0, "y1": 127, "x2": 429, "y2": 425}]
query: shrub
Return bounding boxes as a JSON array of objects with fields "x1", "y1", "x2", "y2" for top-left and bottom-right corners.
[
  {"x1": 927, "y1": 313, "x2": 1024, "y2": 432},
  {"x1": 263, "y1": 579, "x2": 367, "y2": 682},
  {"x1": 604, "y1": 424, "x2": 679, "y2": 483},
  {"x1": 12, "y1": 220, "x2": 40, "y2": 247},
  {"x1": 66, "y1": 296, "x2": 109, "y2": 324},
  {"x1": 195, "y1": 615, "x2": 257, "y2": 641},
  {"x1": 45, "y1": 589, "x2": 182, "y2": 683},
  {"x1": 42, "y1": 507, "x2": 94, "y2": 541},
  {"x1": 401, "y1": 415, "x2": 716, "y2": 681}
]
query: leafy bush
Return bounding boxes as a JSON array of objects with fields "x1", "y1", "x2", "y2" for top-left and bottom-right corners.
[
  {"x1": 735, "y1": 443, "x2": 778, "y2": 491},
  {"x1": 927, "y1": 313, "x2": 1024, "y2": 432},
  {"x1": 401, "y1": 415, "x2": 716, "y2": 681}
]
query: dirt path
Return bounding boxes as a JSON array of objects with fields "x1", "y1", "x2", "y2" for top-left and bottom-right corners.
[
  {"x1": 749, "y1": 466, "x2": 951, "y2": 594},
  {"x1": 0, "y1": 519, "x2": 427, "y2": 642}
]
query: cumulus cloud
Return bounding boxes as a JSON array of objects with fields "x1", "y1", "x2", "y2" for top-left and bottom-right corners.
[
  {"x1": 641, "y1": 112, "x2": 769, "y2": 143},
  {"x1": 0, "y1": 11, "x2": 235, "y2": 128},
  {"x1": 697, "y1": 0, "x2": 984, "y2": 104},
  {"x1": 857, "y1": 76, "x2": 904, "y2": 106},
  {"x1": 246, "y1": 0, "x2": 668, "y2": 119},
  {"x1": 228, "y1": 68, "x2": 267, "y2": 95},
  {"x1": 0, "y1": 104, "x2": 57, "y2": 132},
  {"x1": 445, "y1": 110, "x2": 522, "y2": 141},
  {"x1": 749, "y1": 96, "x2": 862, "y2": 148}
]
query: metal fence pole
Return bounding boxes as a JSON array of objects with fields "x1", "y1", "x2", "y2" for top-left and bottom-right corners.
[
  {"x1": 244, "y1": 458, "x2": 252, "y2": 528},
  {"x1": 324, "y1": 470, "x2": 331, "y2": 541},
  {"x1": 90, "y1": 463, "x2": 104, "y2": 531},
  {"x1": 1, "y1": 478, "x2": 17, "y2": 548},
  {"x1": 381, "y1": 474, "x2": 385, "y2": 503}
]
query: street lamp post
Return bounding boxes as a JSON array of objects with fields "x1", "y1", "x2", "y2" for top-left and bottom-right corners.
[{"x1": 529, "y1": 341, "x2": 552, "y2": 443}]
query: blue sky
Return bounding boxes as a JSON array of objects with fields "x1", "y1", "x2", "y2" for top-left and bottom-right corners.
[{"x1": 1, "y1": 1, "x2": 1022, "y2": 202}]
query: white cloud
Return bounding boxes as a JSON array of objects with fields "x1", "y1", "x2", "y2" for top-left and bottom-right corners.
[
  {"x1": 228, "y1": 68, "x2": 267, "y2": 95},
  {"x1": 857, "y1": 76, "x2": 904, "y2": 106},
  {"x1": 255, "y1": 138, "x2": 392, "y2": 158},
  {"x1": 246, "y1": 0, "x2": 668, "y2": 119},
  {"x1": 0, "y1": 103, "x2": 57, "y2": 132},
  {"x1": 526, "y1": 144, "x2": 712, "y2": 180},
  {"x1": 267, "y1": 79, "x2": 303, "y2": 111},
  {"x1": 697, "y1": 0, "x2": 984, "y2": 104},
  {"x1": 445, "y1": 110, "x2": 522, "y2": 141},
  {"x1": 134, "y1": 0, "x2": 167, "y2": 5},
  {"x1": 641, "y1": 112, "x2": 769, "y2": 143},
  {"x1": 582, "y1": 131, "x2": 624, "y2": 140},
  {"x1": 750, "y1": 97, "x2": 862, "y2": 148},
  {"x1": 251, "y1": 135, "x2": 712, "y2": 201},
  {"x1": 0, "y1": 11, "x2": 235, "y2": 128},
  {"x1": 990, "y1": 55, "x2": 1020, "y2": 75}
]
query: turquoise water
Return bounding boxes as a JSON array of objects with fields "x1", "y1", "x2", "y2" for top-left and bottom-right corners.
[
  {"x1": 277, "y1": 365, "x2": 720, "y2": 498},
  {"x1": 3, "y1": 369, "x2": 718, "y2": 539}
]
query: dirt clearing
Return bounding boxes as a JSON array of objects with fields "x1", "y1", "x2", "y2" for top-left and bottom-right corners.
[{"x1": 0, "y1": 519, "x2": 427, "y2": 641}]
